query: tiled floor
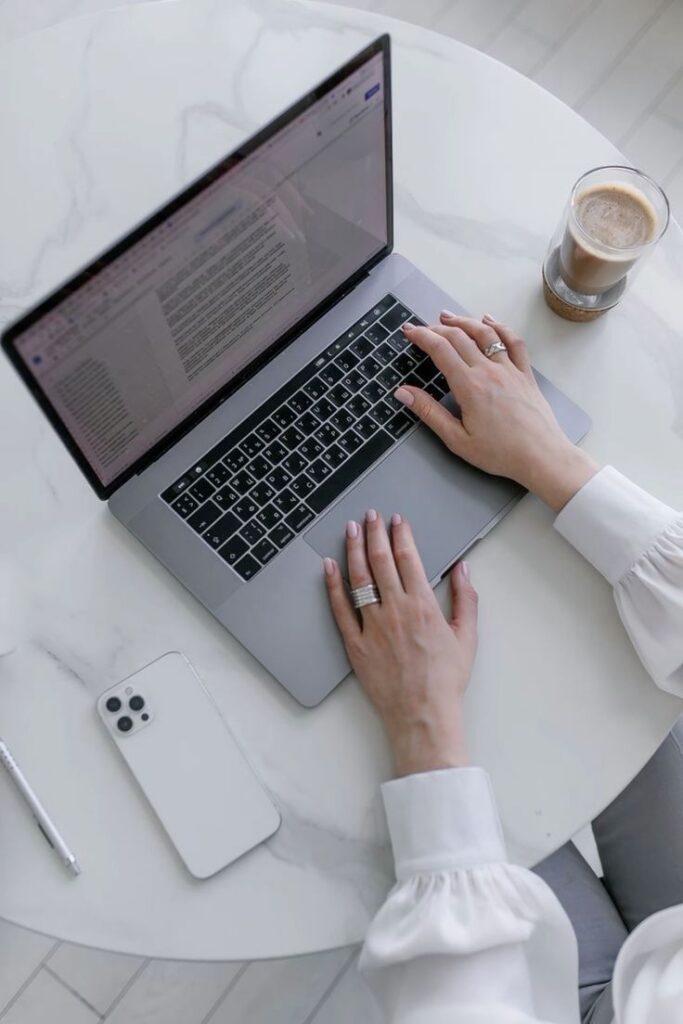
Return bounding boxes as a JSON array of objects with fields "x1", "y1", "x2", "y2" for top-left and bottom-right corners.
[{"x1": 0, "y1": 0, "x2": 679, "y2": 1020}]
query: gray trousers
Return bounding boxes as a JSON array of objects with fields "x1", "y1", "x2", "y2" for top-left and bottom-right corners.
[{"x1": 534, "y1": 716, "x2": 683, "y2": 1023}]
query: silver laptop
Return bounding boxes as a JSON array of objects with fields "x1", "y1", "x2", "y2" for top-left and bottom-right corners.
[{"x1": 2, "y1": 36, "x2": 590, "y2": 706}]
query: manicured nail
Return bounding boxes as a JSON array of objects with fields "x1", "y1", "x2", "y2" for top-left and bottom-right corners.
[
  {"x1": 346, "y1": 520, "x2": 359, "y2": 539},
  {"x1": 482, "y1": 314, "x2": 496, "y2": 324},
  {"x1": 394, "y1": 386, "x2": 414, "y2": 407},
  {"x1": 391, "y1": 513, "x2": 402, "y2": 527},
  {"x1": 323, "y1": 557, "x2": 335, "y2": 576},
  {"x1": 440, "y1": 309, "x2": 456, "y2": 318},
  {"x1": 366, "y1": 508, "x2": 378, "y2": 523},
  {"x1": 401, "y1": 322, "x2": 414, "y2": 333},
  {"x1": 460, "y1": 560, "x2": 470, "y2": 581}
]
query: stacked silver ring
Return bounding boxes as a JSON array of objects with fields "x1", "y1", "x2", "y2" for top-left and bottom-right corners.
[
  {"x1": 350, "y1": 584, "x2": 381, "y2": 609},
  {"x1": 483, "y1": 339, "x2": 507, "y2": 358}
]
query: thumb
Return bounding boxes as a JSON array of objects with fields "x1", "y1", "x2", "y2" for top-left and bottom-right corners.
[
  {"x1": 449, "y1": 561, "x2": 478, "y2": 653},
  {"x1": 394, "y1": 385, "x2": 470, "y2": 458}
]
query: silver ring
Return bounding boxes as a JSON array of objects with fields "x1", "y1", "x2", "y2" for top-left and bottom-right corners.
[
  {"x1": 483, "y1": 339, "x2": 507, "y2": 359},
  {"x1": 350, "y1": 584, "x2": 381, "y2": 609}
]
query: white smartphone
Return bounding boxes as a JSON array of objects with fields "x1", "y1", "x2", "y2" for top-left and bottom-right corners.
[{"x1": 97, "y1": 652, "x2": 280, "y2": 879}]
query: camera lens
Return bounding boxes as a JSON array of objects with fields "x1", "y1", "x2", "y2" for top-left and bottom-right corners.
[
  {"x1": 106, "y1": 697, "x2": 122, "y2": 713},
  {"x1": 141, "y1": 713, "x2": 150, "y2": 722},
  {"x1": 117, "y1": 716, "x2": 133, "y2": 733},
  {"x1": 129, "y1": 695, "x2": 145, "y2": 712}
]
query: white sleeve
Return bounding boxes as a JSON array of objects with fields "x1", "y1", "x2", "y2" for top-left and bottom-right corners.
[
  {"x1": 554, "y1": 466, "x2": 683, "y2": 695},
  {"x1": 360, "y1": 767, "x2": 580, "y2": 1024}
]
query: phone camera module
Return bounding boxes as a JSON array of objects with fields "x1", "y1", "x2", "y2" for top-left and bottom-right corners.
[
  {"x1": 117, "y1": 716, "x2": 133, "y2": 733},
  {"x1": 106, "y1": 697, "x2": 122, "y2": 713},
  {"x1": 129, "y1": 695, "x2": 145, "y2": 712}
]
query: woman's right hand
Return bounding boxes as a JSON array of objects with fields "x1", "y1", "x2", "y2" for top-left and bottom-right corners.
[{"x1": 394, "y1": 313, "x2": 599, "y2": 513}]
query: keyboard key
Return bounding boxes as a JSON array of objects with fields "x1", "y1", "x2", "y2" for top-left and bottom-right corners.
[
  {"x1": 320, "y1": 363, "x2": 344, "y2": 386},
  {"x1": 347, "y1": 394, "x2": 371, "y2": 418},
  {"x1": 342, "y1": 370, "x2": 365, "y2": 392},
  {"x1": 263, "y1": 440, "x2": 288, "y2": 464},
  {"x1": 204, "y1": 511, "x2": 241, "y2": 549},
  {"x1": 270, "y1": 522, "x2": 295, "y2": 550},
  {"x1": 370, "y1": 401, "x2": 396, "y2": 426},
  {"x1": 265, "y1": 466, "x2": 292, "y2": 490},
  {"x1": 380, "y1": 302, "x2": 411, "y2": 332},
  {"x1": 291, "y1": 473, "x2": 315, "y2": 498},
  {"x1": 213, "y1": 484, "x2": 239, "y2": 509},
  {"x1": 432, "y1": 374, "x2": 449, "y2": 396},
  {"x1": 234, "y1": 496, "x2": 259, "y2": 522},
  {"x1": 359, "y1": 356, "x2": 382, "y2": 379},
  {"x1": 355, "y1": 415, "x2": 380, "y2": 440},
  {"x1": 241, "y1": 520, "x2": 266, "y2": 545},
  {"x1": 393, "y1": 353, "x2": 415, "y2": 377},
  {"x1": 361, "y1": 381, "x2": 385, "y2": 405},
  {"x1": 387, "y1": 329, "x2": 410, "y2": 354},
  {"x1": 303, "y1": 377, "x2": 328, "y2": 401},
  {"x1": 171, "y1": 492, "x2": 198, "y2": 518},
  {"x1": 311, "y1": 397, "x2": 335, "y2": 421},
  {"x1": 289, "y1": 390, "x2": 313, "y2": 415},
  {"x1": 349, "y1": 336, "x2": 373, "y2": 359},
  {"x1": 330, "y1": 408, "x2": 355, "y2": 433},
  {"x1": 218, "y1": 535, "x2": 249, "y2": 565},
  {"x1": 205, "y1": 463, "x2": 230, "y2": 488},
  {"x1": 233, "y1": 554, "x2": 260, "y2": 581},
  {"x1": 308, "y1": 431, "x2": 394, "y2": 515},
  {"x1": 413, "y1": 361, "x2": 435, "y2": 384},
  {"x1": 187, "y1": 460, "x2": 209, "y2": 480},
  {"x1": 374, "y1": 342, "x2": 395, "y2": 366},
  {"x1": 247, "y1": 454, "x2": 271, "y2": 480},
  {"x1": 187, "y1": 500, "x2": 222, "y2": 534},
  {"x1": 338, "y1": 429, "x2": 364, "y2": 455},
  {"x1": 256, "y1": 418, "x2": 281, "y2": 443},
  {"x1": 283, "y1": 452, "x2": 307, "y2": 476},
  {"x1": 315, "y1": 422, "x2": 340, "y2": 447},
  {"x1": 280, "y1": 425, "x2": 304, "y2": 450},
  {"x1": 365, "y1": 323, "x2": 389, "y2": 345},
  {"x1": 335, "y1": 349, "x2": 359, "y2": 373},
  {"x1": 370, "y1": 295, "x2": 397, "y2": 318},
  {"x1": 257, "y1": 503, "x2": 283, "y2": 529},
  {"x1": 386, "y1": 411, "x2": 415, "y2": 439},
  {"x1": 424, "y1": 380, "x2": 444, "y2": 399},
  {"x1": 322, "y1": 444, "x2": 347, "y2": 470},
  {"x1": 321, "y1": 336, "x2": 348, "y2": 363},
  {"x1": 299, "y1": 438, "x2": 324, "y2": 462},
  {"x1": 251, "y1": 481, "x2": 275, "y2": 506},
  {"x1": 377, "y1": 365, "x2": 401, "y2": 390},
  {"x1": 296, "y1": 412, "x2": 319, "y2": 436},
  {"x1": 162, "y1": 476, "x2": 191, "y2": 502},
  {"x1": 308, "y1": 459, "x2": 332, "y2": 484},
  {"x1": 272, "y1": 405, "x2": 297, "y2": 429},
  {"x1": 253, "y1": 538, "x2": 278, "y2": 566},
  {"x1": 241, "y1": 433, "x2": 264, "y2": 458},
  {"x1": 232, "y1": 469, "x2": 255, "y2": 495},
  {"x1": 224, "y1": 448, "x2": 248, "y2": 473},
  {"x1": 328, "y1": 383, "x2": 352, "y2": 407},
  {"x1": 285, "y1": 504, "x2": 315, "y2": 533},
  {"x1": 189, "y1": 477, "x2": 215, "y2": 503},
  {"x1": 273, "y1": 488, "x2": 298, "y2": 514}
]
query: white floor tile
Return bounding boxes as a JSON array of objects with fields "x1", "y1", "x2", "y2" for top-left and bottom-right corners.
[
  {"x1": 1, "y1": 968, "x2": 99, "y2": 1024},
  {"x1": 657, "y1": 70, "x2": 683, "y2": 129},
  {"x1": 487, "y1": 23, "x2": 548, "y2": 77},
  {"x1": 516, "y1": 0, "x2": 597, "y2": 48},
  {"x1": 663, "y1": 158, "x2": 683, "y2": 224},
  {"x1": 206, "y1": 949, "x2": 351, "y2": 1024},
  {"x1": 370, "y1": 0, "x2": 452, "y2": 30},
  {"x1": 622, "y1": 110, "x2": 683, "y2": 183},
  {"x1": 47, "y1": 942, "x2": 144, "y2": 1016},
  {"x1": 0, "y1": 921, "x2": 55, "y2": 1014},
  {"x1": 309, "y1": 955, "x2": 383, "y2": 1024},
  {"x1": 104, "y1": 960, "x2": 244, "y2": 1024},
  {"x1": 435, "y1": 0, "x2": 527, "y2": 50}
]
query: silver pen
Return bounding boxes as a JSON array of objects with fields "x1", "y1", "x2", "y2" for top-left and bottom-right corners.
[{"x1": 0, "y1": 738, "x2": 81, "y2": 876}]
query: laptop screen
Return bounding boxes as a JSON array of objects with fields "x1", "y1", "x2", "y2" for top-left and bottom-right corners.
[{"x1": 4, "y1": 38, "x2": 390, "y2": 498}]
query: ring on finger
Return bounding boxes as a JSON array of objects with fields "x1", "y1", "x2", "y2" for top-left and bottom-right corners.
[
  {"x1": 483, "y1": 339, "x2": 507, "y2": 359},
  {"x1": 350, "y1": 583, "x2": 381, "y2": 609}
]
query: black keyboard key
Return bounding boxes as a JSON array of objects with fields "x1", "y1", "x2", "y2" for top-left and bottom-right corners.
[
  {"x1": 241, "y1": 433, "x2": 264, "y2": 458},
  {"x1": 308, "y1": 459, "x2": 332, "y2": 484},
  {"x1": 328, "y1": 383, "x2": 352, "y2": 407},
  {"x1": 383, "y1": 390, "x2": 403, "y2": 412},
  {"x1": 335, "y1": 349, "x2": 359, "y2": 373},
  {"x1": 286, "y1": 504, "x2": 315, "y2": 533},
  {"x1": 403, "y1": 373, "x2": 422, "y2": 389},
  {"x1": 256, "y1": 418, "x2": 280, "y2": 443},
  {"x1": 308, "y1": 431, "x2": 394, "y2": 515},
  {"x1": 162, "y1": 476, "x2": 191, "y2": 502},
  {"x1": 205, "y1": 463, "x2": 230, "y2": 488},
  {"x1": 315, "y1": 422, "x2": 340, "y2": 447},
  {"x1": 232, "y1": 469, "x2": 255, "y2": 495},
  {"x1": 189, "y1": 477, "x2": 215, "y2": 503},
  {"x1": 257, "y1": 503, "x2": 283, "y2": 529},
  {"x1": 361, "y1": 381, "x2": 386, "y2": 405},
  {"x1": 288, "y1": 391, "x2": 311, "y2": 416},
  {"x1": 347, "y1": 394, "x2": 371, "y2": 418},
  {"x1": 311, "y1": 397, "x2": 335, "y2": 421},
  {"x1": 349, "y1": 336, "x2": 373, "y2": 359},
  {"x1": 204, "y1": 511, "x2": 241, "y2": 549},
  {"x1": 380, "y1": 302, "x2": 411, "y2": 332},
  {"x1": 299, "y1": 438, "x2": 324, "y2": 462},
  {"x1": 303, "y1": 377, "x2": 328, "y2": 401},
  {"x1": 265, "y1": 466, "x2": 292, "y2": 490},
  {"x1": 251, "y1": 481, "x2": 275, "y2": 506},
  {"x1": 224, "y1": 448, "x2": 248, "y2": 474},
  {"x1": 433, "y1": 375, "x2": 449, "y2": 396},
  {"x1": 296, "y1": 412, "x2": 319, "y2": 436},
  {"x1": 374, "y1": 342, "x2": 395, "y2": 366},
  {"x1": 218, "y1": 535, "x2": 249, "y2": 566},
  {"x1": 424, "y1": 380, "x2": 442, "y2": 399},
  {"x1": 273, "y1": 488, "x2": 298, "y2": 514},
  {"x1": 187, "y1": 500, "x2": 222, "y2": 534},
  {"x1": 271, "y1": 522, "x2": 295, "y2": 550},
  {"x1": 240, "y1": 520, "x2": 265, "y2": 545},
  {"x1": 272, "y1": 405, "x2": 297, "y2": 429},
  {"x1": 283, "y1": 452, "x2": 307, "y2": 476},
  {"x1": 171, "y1": 492, "x2": 198, "y2": 518},
  {"x1": 213, "y1": 484, "x2": 239, "y2": 509},
  {"x1": 321, "y1": 336, "x2": 349, "y2": 363},
  {"x1": 187, "y1": 460, "x2": 209, "y2": 480},
  {"x1": 370, "y1": 401, "x2": 396, "y2": 426},
  {"x1": 263, "y1": 440, "x2": 288, "y2": 465},
  {"x1": 338, "y1": 429, "x2": 364, "y2": 455},
  {"x1": 393, "y1": 353, "x2": 415, "y2": 377},
  {"x1": 330, "y1": 408, "x2": 355, "y2": 433},
  {"x1": 233, "y1": 554, "x2": 260, "y2": 581},
  {"x1": 413, "y1": 361, "x2": 435, "y2": 384},
  {"x1": 291, "y1": 473, "x2": 315, "y2": 498},
  {"x1": 281, "y1": 425, "x2": 304, "y2": 450},
  {"x1": 234, "y1": 495, "x2": 259, "y2": 522},
  {"x1": 377, "y1": 365, "x2": 401, "y2": 390},
  {"x1": 365, "y1": 323, "x2": 389, "y2": 345},
  {"x1": 386, "y1": 411, "x2": 415, "y2": 439},
  {"x1": 322, "y1": 444, "x2": 347, "y2": 470},
  {"x1": 320, "y1": 363, "x2": 344, "y2": 386},
  {"x1": 342, "y1": 370, "x2": 365, "y2": 393},
  {"x1": 370, "y1": 295, "x2": 397, "y2": 318},
  {"x1": 247, "y1": 454, "x2": 271, "y2": 480},
  {"x1": 359, "y1": 355, "x2": 382, "y2": 379},
  {"x1": 253, "y1": 538, "x2": 278, "y2": 566},
  {"x1": 387, "y1": 329, "x2": 410, "y2": 354},
  {"x1": 355, "y1": 415, "x2": 380, "y2": 440}
]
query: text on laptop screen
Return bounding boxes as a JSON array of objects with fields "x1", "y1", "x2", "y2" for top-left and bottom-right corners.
[{"x1": 14, "y1": 50, "x2": 387, "y2": 487}]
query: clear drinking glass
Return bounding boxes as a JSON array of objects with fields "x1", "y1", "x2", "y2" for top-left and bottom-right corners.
[{"x1": 542, "y1": 165, "x2": 669, "y2": 321}]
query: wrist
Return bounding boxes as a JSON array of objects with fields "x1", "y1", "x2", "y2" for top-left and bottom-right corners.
[
  {"x1": 521, "y1": 442, "x2": 600, "y2": 514},
  {"x1": 389, "y1": 714, "x2": 469, "y2": 778}
]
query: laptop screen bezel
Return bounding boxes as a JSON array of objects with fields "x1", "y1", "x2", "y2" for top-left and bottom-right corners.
[{"x1": 1, "y1": 35, "x2": 393, "y2": 501}]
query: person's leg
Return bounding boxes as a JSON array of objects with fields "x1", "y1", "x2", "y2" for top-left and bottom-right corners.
[
  {"x1": 592, "y1": 715, "x2": 683, "y2": 932},
  {"x1": 534, "y1": 841, "x2": 627, "y2": 1021}
]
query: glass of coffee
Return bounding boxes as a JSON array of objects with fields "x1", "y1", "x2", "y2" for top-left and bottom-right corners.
[{"x1": 543, "y1": 166, "x2": 669, "y2": 321}]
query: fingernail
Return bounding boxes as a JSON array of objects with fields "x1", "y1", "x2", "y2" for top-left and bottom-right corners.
[
  {"x1": 391, "y1": 513, "x2": 402, "y2": 527},
  {"x1": 394, "y1": 386, "x2": 414, "y2": 407},
  {"x1": 440, "y1": 309, "x2": 456, "y2": 318},
  {"x1": 346, "y1": 520, "x2": 359, "y2": 539},
  {"x1": 323, "y1": 557, "x2": 335, "y2": 576},
  {"x1": 366, "y1": 508, "x2": 378, "y2": 523},
  {"x1": 482, "y1": 314, "x2": 496, "y2": 324},
  {"x1": 401, "y1": 322, "x2": 414, "y2": 333},
  {"x1": 460, "y1": 560, "x2": 470, "y2": 581}
]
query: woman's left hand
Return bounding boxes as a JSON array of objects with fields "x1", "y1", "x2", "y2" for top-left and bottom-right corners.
[{"x1": 323, "y1": 511, "x2": 478, "y2": 777}]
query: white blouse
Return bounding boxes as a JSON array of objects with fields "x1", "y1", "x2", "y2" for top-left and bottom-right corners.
[{"x1": 360, "y1": 467, "x2": 683, "y2": 1024}]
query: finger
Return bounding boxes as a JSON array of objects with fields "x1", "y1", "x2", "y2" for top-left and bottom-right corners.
[
  {"x1": 439, "y1": 311, "x2": 509, "y2": 363},
  {"x1": 394, "y1": 385, "x2": 471, "y2": 459},
  {"x1": 402, "y1": 323, "x2": 469, "y2": 389},
  {"x1": 323, "y1": 557, "x2": 361, "y2": 645},
  {"x1": 365, "y1": 509, "x2": 403, "y2": 597},
  {"x1": 449, "y1": 561, "x2": 479, "y2": 658},
  {"x1": 426, "y1": 323, "x2": 486, "y2": 367},
  {"x1": 345, "y1": 519, "x2": 380, "y2": 619},
  {"x1": 482, "y1": 314, "x2": 532, "y2": 373},
  {"x1": 390, "y1": 515, "x2": 430, "y2": 594}
]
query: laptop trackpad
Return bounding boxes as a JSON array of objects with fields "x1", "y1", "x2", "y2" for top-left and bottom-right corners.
[{"x1": 304, "y1": 424, "x2": 523, "y2": 582}]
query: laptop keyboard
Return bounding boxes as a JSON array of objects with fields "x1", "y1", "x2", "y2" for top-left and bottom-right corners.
[{"x1": 161, "y1": 294, "x2": 449, "y2": 581}]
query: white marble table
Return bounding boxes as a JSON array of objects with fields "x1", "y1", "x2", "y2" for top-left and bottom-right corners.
[{"x1": 1, "y1": 0, "x2": 682, "y2": 961}]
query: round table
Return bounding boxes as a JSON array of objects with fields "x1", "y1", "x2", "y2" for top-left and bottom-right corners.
[{"x1": 1, "y1": 0, "x2": 682, "y2": 962}]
